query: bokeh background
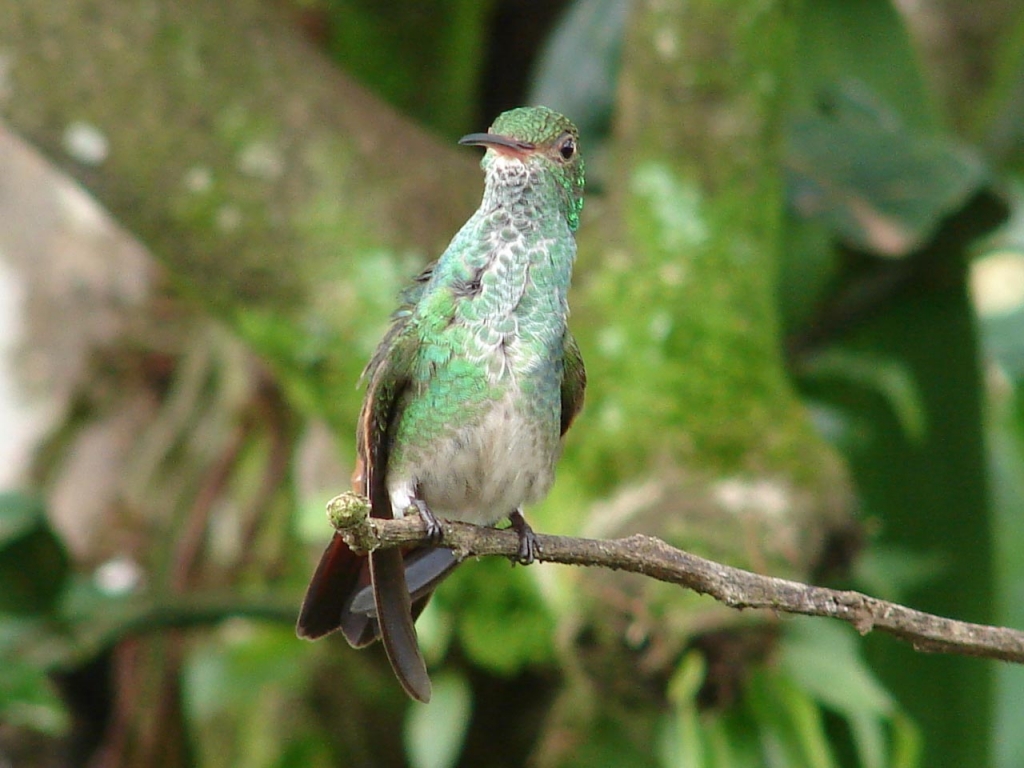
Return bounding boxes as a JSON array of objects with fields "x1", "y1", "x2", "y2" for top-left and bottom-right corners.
[{"x1": 2, "y1": 1, "x2": 1024, "y2": 766}]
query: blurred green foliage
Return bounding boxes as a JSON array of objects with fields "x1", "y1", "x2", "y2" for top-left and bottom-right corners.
[
  {"x1": 323, "y1": 0, "x2": 492, "y2": 135},
  {"x1": 0, "y1": 493, "x2": 69, "y2": 616},
  {"x1": 4, "y1": 0, "x2": 1024, "y2": 767}
]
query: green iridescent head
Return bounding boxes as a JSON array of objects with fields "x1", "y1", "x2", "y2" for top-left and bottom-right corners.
[{"x1": 459, "y1": 106, "x2": 585, "y2": 231}]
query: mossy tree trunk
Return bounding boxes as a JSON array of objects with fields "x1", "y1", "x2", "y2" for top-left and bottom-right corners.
[
  {"x1": 0, "y1": 0, "x2": 483, "y2": 433},
  {"x1": 535, "y1": 2, "x2": 852, "y2": 761}
]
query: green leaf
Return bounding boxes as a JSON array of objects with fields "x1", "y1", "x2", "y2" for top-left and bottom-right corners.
[
  {"x1": 787, "y1": 81, "x2": 987, "y2": 257},
  {"x1": 822, "y1": 249, "x2": 994, "y2": 766},
  {"x1": 889, "y1": 710, "x2": 923, "y2": 768},
  {"x1": 0, "y1": 492, "x2": 70, "y2": 616},
  {"x1": 404, "y1": 671, "x2": 472, "y2": 768},
  {"x1": 780, "y1": 619, "x2": 898, "y2": 768},
  {"x1": 786, "y1": 13, "x2": 999, "y2": 761},
  {"x1": 659, "y1": 651, "x2": 707, "y2": 768},
  {"x1": 791, "y1": 0, "x2": 939, "y2": 132},
  {"x1": 746, "y1": 670, "x2": 837, "y2": 768},
  {"x1": 770, "y1": 618, "x2": 923, "y2": 768},
  {"x1": 0, "y1": 615, "x2": 70, "y2": 735},
  {"x1": 797, "y1": 350, "x2": 927, "y2": 443},
  {"x1": 0, "y1": 653, "x2": 69, "y2": 735},
  {"x1": 441, "y1": 559, "x2": 554, "y2": 675}
]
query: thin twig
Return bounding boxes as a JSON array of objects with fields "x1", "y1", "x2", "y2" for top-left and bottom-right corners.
[{"x1": 327, "y1": 493, "x2": 1024, "y2": 664}]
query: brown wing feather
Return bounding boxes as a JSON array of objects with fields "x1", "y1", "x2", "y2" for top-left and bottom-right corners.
[
  {"x1": 360, "y1": 309, "x2": 434, "y2": 701},
  {"x1": 295, "y1": 532, "x2": 366, "y2": 641},
  {"x1": 297, "y1": 264, "x2": 458, "y2": 702},
  {"x1": 560, "y1": 330, "x2": 586, "y2": 436}
]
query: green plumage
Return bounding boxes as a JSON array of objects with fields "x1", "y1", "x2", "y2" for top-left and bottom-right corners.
[
  {"x1": 365, "y1": 107, "x2": 586, "y2": 525},
  {"x1": 297, "y1": 106, "x2": 587, "y2": 703}
]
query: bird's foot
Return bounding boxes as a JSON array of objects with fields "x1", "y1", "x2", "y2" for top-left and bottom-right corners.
[
  {"x1": 411, "y1": 499, "x2": 443, "y2": 545},
  {"x1": 509, "y1": 508, "x2": 539, "y2": 565}
]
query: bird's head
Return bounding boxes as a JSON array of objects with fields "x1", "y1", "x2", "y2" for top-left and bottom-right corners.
[{"x1": 459, "y1": 106, "x2": 585, "y2": 231}]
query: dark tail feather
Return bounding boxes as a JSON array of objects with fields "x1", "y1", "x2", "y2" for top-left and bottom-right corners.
[
  {"x1": 364, "y1": 548, "x2": 461, "y2": 702},
  {"x1": 296, "y1": 533, "x2": 367, "y2": 641},
  {"x1": 349, "y1": 547, "x2": 460, "y2": 616},
  {"x1": 370, "y1": 548, "x2": 432, "y2": 702},
  {"x1": 405, "y1": 547, "x2": 461, "y2": 602},
  {"x1": 297, "y1": 537, "x2": 463, "y2": 703},
  {"x1": 297, "y1": 537, "x2": 462, "y2": 647}
]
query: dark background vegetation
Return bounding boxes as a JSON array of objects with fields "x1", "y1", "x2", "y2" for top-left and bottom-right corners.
[{"x1": 2, "y1": 0, "x2": 1024, "y2": 766}]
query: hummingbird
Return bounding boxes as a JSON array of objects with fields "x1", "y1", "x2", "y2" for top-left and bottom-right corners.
[{"x1": 296, "y1": 106, "x2": 586, "y2": 703}]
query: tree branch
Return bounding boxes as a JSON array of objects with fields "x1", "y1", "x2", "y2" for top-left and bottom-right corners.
[{"x1": 327, "y1": 493, "x2": 1024, "y2": 664}]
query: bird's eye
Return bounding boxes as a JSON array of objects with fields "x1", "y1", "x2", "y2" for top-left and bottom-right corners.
[{"x1": 557, "y1": 136, "x2": 576, "y2": 161}]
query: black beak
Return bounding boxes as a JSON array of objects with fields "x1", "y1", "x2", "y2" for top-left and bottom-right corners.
[{"x1": 458, "y1": 132, "x2": 535, "y2": 155}]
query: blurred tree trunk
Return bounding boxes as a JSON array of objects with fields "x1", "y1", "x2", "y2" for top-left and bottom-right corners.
[
  {"x1": 535, "y1": 1, "x2": 852, "y2": 763},
  {"x1": 0, "y1": 0, "x2": 482, "y2": 432}
]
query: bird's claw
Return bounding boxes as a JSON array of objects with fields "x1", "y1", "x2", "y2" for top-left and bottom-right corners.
[
  {"x1": 509, "y1": 508, "x2": 539, "y2": 565},
  {"x1": 412, "y1": 499, "x2": 443, "y2": 545}
]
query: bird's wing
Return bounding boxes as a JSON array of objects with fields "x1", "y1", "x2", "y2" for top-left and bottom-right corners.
[
  {"x1": 297, "y1": 259, "x2": 461, "y2": 702},
  {"x1": 357, "y1": 307, "x2": 434, "y2": 702},
  {"x1": 560, "y1": 329, "x2": 587, "y2": 436}
]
